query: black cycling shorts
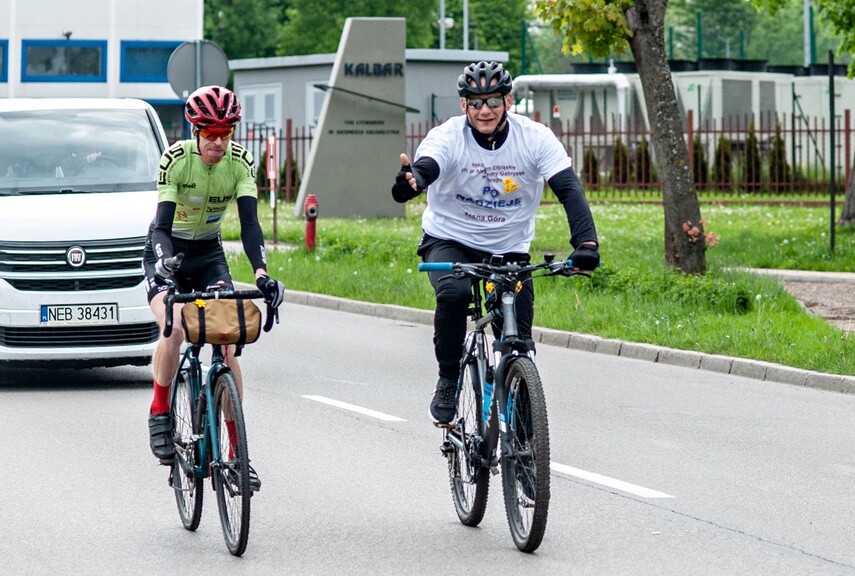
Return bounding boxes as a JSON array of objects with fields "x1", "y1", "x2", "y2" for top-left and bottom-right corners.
[{"x1": 142, "y1": 236, "x2": 233, "y2": 303}]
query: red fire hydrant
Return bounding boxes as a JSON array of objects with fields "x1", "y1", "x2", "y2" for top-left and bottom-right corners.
[{"x1": 304, "y1": 193, "x2": 318, "y2": 252}]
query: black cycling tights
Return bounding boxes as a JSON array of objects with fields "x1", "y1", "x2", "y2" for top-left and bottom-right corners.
[{"x1": 418, "y1": 235, "x2": 534, "y2": 380}]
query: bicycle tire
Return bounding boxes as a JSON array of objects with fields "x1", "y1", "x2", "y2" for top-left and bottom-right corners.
[
  {"x1": 500, "y1": 357, "x2": 551, "y2": 553},
  {"x1": 171, "y1": 369, "x2": 203, "y2": 530},
  {"x1": 448, "y1": 356, "x2": 490, "y2": 526},
  {"x1": 211, "y1": 370, "x2": 251, "y2": 556}
]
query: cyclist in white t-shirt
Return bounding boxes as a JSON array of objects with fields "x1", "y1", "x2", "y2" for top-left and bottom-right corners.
[{"x1": 391, "y1": 61, "x2": 600, "y2": 424}]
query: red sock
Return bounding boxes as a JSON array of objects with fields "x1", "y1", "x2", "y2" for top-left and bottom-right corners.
[
  {"x1": 150, "y1": 380, "x2": 170, "y2": 415},
  {"x1": 225, "y1": 420, "x2": 238, "y2": 459}
]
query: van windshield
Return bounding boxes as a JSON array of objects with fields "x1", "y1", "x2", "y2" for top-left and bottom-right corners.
[{"x1": 0, "y1": 108, "x2": 163, "y2": 196}]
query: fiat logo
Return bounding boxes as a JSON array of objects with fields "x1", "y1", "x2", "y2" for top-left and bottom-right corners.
[{"x1": 66, "y1": 246, "x2": 86, "y2": 268}]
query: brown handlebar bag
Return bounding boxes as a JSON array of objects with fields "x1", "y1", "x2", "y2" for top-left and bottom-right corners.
[{"x1": 181, "y1": 298, "x2": 261, "y2": 346}]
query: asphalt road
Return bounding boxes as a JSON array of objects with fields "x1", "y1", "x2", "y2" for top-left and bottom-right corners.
[{"x1": 1, "y1": 301, "x2": 854, "y2": 575}]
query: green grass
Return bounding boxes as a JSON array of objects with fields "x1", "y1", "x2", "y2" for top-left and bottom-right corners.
[{"x1": 222, "y1": 199, "x2": 855, "y2": 376}]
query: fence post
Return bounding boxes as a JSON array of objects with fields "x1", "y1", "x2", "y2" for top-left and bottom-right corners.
[
  {"x1": 285, "y1": 118, "x2": 293, "y2": 204},
  {"x1": 687, "y1": 109, "x2": 694, "y2": 187},
  {"x1": 845, "y1": 109, "x2": 851, "y2": 189}
]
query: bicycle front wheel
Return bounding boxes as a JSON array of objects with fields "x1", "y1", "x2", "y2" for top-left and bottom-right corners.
[
  {"x1": 447, "y1": 357, "x2": 490, "y2": 526},
  {"x1": 171, "y1": 369, "x2": 203, "y2": 530},
  {"x1": 212, "y1": 370, "x2": 251, "y2": 556},
  {"x1": 500, "y1": 358, "x2": 551, "y2": 553}
]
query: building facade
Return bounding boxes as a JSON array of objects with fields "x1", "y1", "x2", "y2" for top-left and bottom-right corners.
[{"x1": 0, "y1": 0, "x2": 203, "y2": 140}]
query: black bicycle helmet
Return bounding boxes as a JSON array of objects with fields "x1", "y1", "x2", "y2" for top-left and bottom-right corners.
[{"x1": 457, "y1": 61, "x2": 513, "y2": 97}]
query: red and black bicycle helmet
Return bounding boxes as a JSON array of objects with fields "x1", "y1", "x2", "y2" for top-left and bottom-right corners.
[
  {"x1": 457, "y1": 61, "x2": 513, "y2": 97},
  {"x1": 184, "y1": 85, "x2": 242, "y2": 128}
]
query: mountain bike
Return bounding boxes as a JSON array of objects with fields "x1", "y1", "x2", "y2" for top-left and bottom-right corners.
[
  {"x1": 162, "y1": 284, "x2": 277, "y2": 556},
  {"x1": 419, "y1": 254, "x2": 589, "y2": 553}
]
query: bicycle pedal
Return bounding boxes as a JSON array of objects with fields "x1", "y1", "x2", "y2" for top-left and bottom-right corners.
[{"x1": 434, "y1": 421, "x2": 454, "y2": 430}]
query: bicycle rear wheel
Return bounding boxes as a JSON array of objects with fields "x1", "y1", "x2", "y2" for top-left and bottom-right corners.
[
  {"x1": 447, "y1": 357, "x2": 489, "y2": 526},
  {"x1": 211, "y1": 370, "x2": 251, "y2": 556},
  {"x1": 500, "y1": 357, "x2": 550, "y2": 553},
  {"x1": 171, "y1": 369, "x2": 203, "y2": 530}
]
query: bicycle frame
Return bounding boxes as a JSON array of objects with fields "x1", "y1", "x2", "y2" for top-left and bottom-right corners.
[{"x1": 174, "y1": 343, "x2": 230, "y2": 479}]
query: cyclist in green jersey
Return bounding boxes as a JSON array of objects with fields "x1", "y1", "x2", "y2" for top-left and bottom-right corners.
[{"x1": 142, "y1": 85, "x2": 284, "y2": 491}]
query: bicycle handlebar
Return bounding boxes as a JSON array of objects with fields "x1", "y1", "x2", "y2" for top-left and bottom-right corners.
[
  {"x1": 162, "y1": 286, "x2": 277, "y2": 339},
  {"x1": 417, "y1": 253, "x2": 592, "y2": 281}
]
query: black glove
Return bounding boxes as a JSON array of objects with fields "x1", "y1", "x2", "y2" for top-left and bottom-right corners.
[
  {"x1": 391, "y1": 164, "x2": 421, "y2": 203},
  {"x1": 256, "y1": 274, "x2": 285, "y2": 308},
  {"x1": 569, "y1": 244, "x2": 599, "y2": 271},
  {"x1": 154, "y1": 253, "x2": 183, "y2": 284}
]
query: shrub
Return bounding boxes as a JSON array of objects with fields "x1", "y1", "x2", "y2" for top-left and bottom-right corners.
[
  {"x1": 611, "y1": 139, "x2": 630, "y2": 185},
  {"x1": 582, "y1": 148, "x2": 599, "y2": 187},
  {"x1": 713, "y1": 135, "x2": 732, "y2": 190},
  {"x1": 768, "y1": 119, "x2": 791, "y2": 191},
  {"x1": 633, "y1": 137, "x2": 657, "y2": 186},
  {"x1": 743, "y1": 121, "x2": 763, "y2": 193}
]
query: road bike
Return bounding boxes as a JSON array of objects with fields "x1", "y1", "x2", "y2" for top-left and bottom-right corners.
[
  {"x1": 419, "y1": 254, "x2": 588, "y2": 553},
  {"x1": 162, "y1": 284, "x2": 276, "y2": 556}
]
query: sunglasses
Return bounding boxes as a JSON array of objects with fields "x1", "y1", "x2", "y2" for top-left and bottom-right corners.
[
  {"x1": 466, "y1": 96, "x2": 505, "y2": 110},
  {"x1": 198, "y1": 127, "x2": 235, "y2": 141}
]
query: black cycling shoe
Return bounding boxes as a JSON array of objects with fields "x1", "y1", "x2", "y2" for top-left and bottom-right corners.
[
  {"x1": 429, "y1": 376, "x2": 458, "y2": 424},
  {"x1": 148, "y1": 413, "x2": 175, "y2": 464}
]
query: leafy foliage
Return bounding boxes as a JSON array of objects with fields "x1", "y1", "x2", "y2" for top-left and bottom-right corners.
[{"x1": 535, "y1": 0, "x2": 634, "y2": 58}]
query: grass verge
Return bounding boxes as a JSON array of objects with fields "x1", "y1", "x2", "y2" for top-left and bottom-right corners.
[{"x1": 222, "y1": 200, "x2": 855, "y2": 376}]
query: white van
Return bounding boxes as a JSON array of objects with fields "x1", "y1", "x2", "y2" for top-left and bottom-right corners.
[{"x1": 0, "y1": 98, "x2": 168, "y2": 368}]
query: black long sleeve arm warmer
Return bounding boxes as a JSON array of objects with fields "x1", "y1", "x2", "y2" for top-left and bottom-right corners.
[
  {"x1": 391, "y1": 156, "x2": 440, "y2": 203},
  {"x1": 237, "y1": 196, "x2": 267, "y2": 272},
  {"x1": 150, "y1": 201, "x2": 176, "y2": 259},
  {"x1": 547, "y1": 166, "x2": 599, "y2": 247}
]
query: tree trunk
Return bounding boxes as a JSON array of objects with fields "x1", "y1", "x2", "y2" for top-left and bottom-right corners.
[
  {"x1": 626, "y1": 0, "x2": 707, "y2": 274},
  {"x1": 838, "y1": 162, "x2": 855, "y2": 225}
]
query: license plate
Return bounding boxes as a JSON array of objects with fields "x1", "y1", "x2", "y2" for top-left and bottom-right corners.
[{"x1": 40, "y1": 303, "x2": 119, "y2": 325}]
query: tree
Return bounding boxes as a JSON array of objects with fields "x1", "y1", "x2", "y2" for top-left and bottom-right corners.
[
  {"x1": 204, "y1": 0, "x2": 291, "y2": 59},
  {"x1": 536, "y1": 0, "x2": 707, "y2": 273},
  {"x1": 275, "y1": 0, "x2": 436, "y2": 55},
  {"x1": 805, "y1": 0, "x2": 855, "y2": 224}
]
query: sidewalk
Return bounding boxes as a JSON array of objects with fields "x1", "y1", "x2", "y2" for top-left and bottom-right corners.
[{"x1": 746, "y1": 268, "x2": 855, "y2": 283}]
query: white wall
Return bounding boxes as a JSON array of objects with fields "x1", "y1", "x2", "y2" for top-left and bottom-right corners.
[{"x1": 0, "y1": 0, "x2": 202, "y2": 99}]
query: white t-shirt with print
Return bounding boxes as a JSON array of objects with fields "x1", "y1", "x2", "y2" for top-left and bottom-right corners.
[{"x1": 415, "y1": 112, "x2": 572, "y2": 254}]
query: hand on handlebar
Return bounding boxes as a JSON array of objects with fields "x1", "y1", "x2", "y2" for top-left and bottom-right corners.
[
  {"x1": 256, "y1": 274, "x2": 285, "y2": 309},
  {"x1": 568, "y1": 244, "x2": 599, "y2": 272},
  {"x1": 154, "y1": 253, "x2": 184, "y2": 284}
]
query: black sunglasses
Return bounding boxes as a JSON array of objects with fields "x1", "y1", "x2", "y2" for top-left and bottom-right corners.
[{"x1": 466, "y1": 96, "x2": 505, "y2": 110}]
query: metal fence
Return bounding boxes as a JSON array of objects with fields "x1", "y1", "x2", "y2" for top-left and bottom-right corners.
[{"x1": 233, "y1": 110, "x2": 853, "y2": 203}]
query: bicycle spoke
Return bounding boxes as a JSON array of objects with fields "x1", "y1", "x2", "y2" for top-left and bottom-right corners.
[
  {"x1": 171, "y1": 369, "x2": 203, "y2": 531},
  {"x1": 447, "y1": 358, "x2": 490, "y2": 527}
]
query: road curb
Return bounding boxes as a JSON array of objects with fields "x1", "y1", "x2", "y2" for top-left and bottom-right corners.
[{"x1": 279, "y1": 288, "x2": 855, "y2": 396}]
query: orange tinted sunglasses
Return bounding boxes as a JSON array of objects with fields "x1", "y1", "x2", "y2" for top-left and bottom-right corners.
[{"x1": 198, "y1": 127, "x2": 235, "y2": 141}]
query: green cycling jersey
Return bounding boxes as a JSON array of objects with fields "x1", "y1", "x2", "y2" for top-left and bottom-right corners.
[{"x1": 156, "y1": 139, "x2": 257, "y2": 240}]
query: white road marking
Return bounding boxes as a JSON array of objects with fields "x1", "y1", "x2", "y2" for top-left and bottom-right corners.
[
  {"x1": 301, "y1": 395, "x2": 407, "y2": 422},
  {"x1": 550, "y1": 462, "x2": 674, "y2": 499}
]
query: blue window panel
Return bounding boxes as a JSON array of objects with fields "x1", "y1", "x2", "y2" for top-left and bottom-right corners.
[
  {"x1": 0, "y1": 40, "x2": 7, "y2": 82},
  {"x1": 121, "y1": 41, "x2": 181, "y2": 83},
  {"x1": 22, "y1": 39, "x2": 107, "y2": 83}
]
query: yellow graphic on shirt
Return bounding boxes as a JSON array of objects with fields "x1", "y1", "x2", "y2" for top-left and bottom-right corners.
[{"x1": 503, "y1": 177, "x2": 520, "y2": 193}]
